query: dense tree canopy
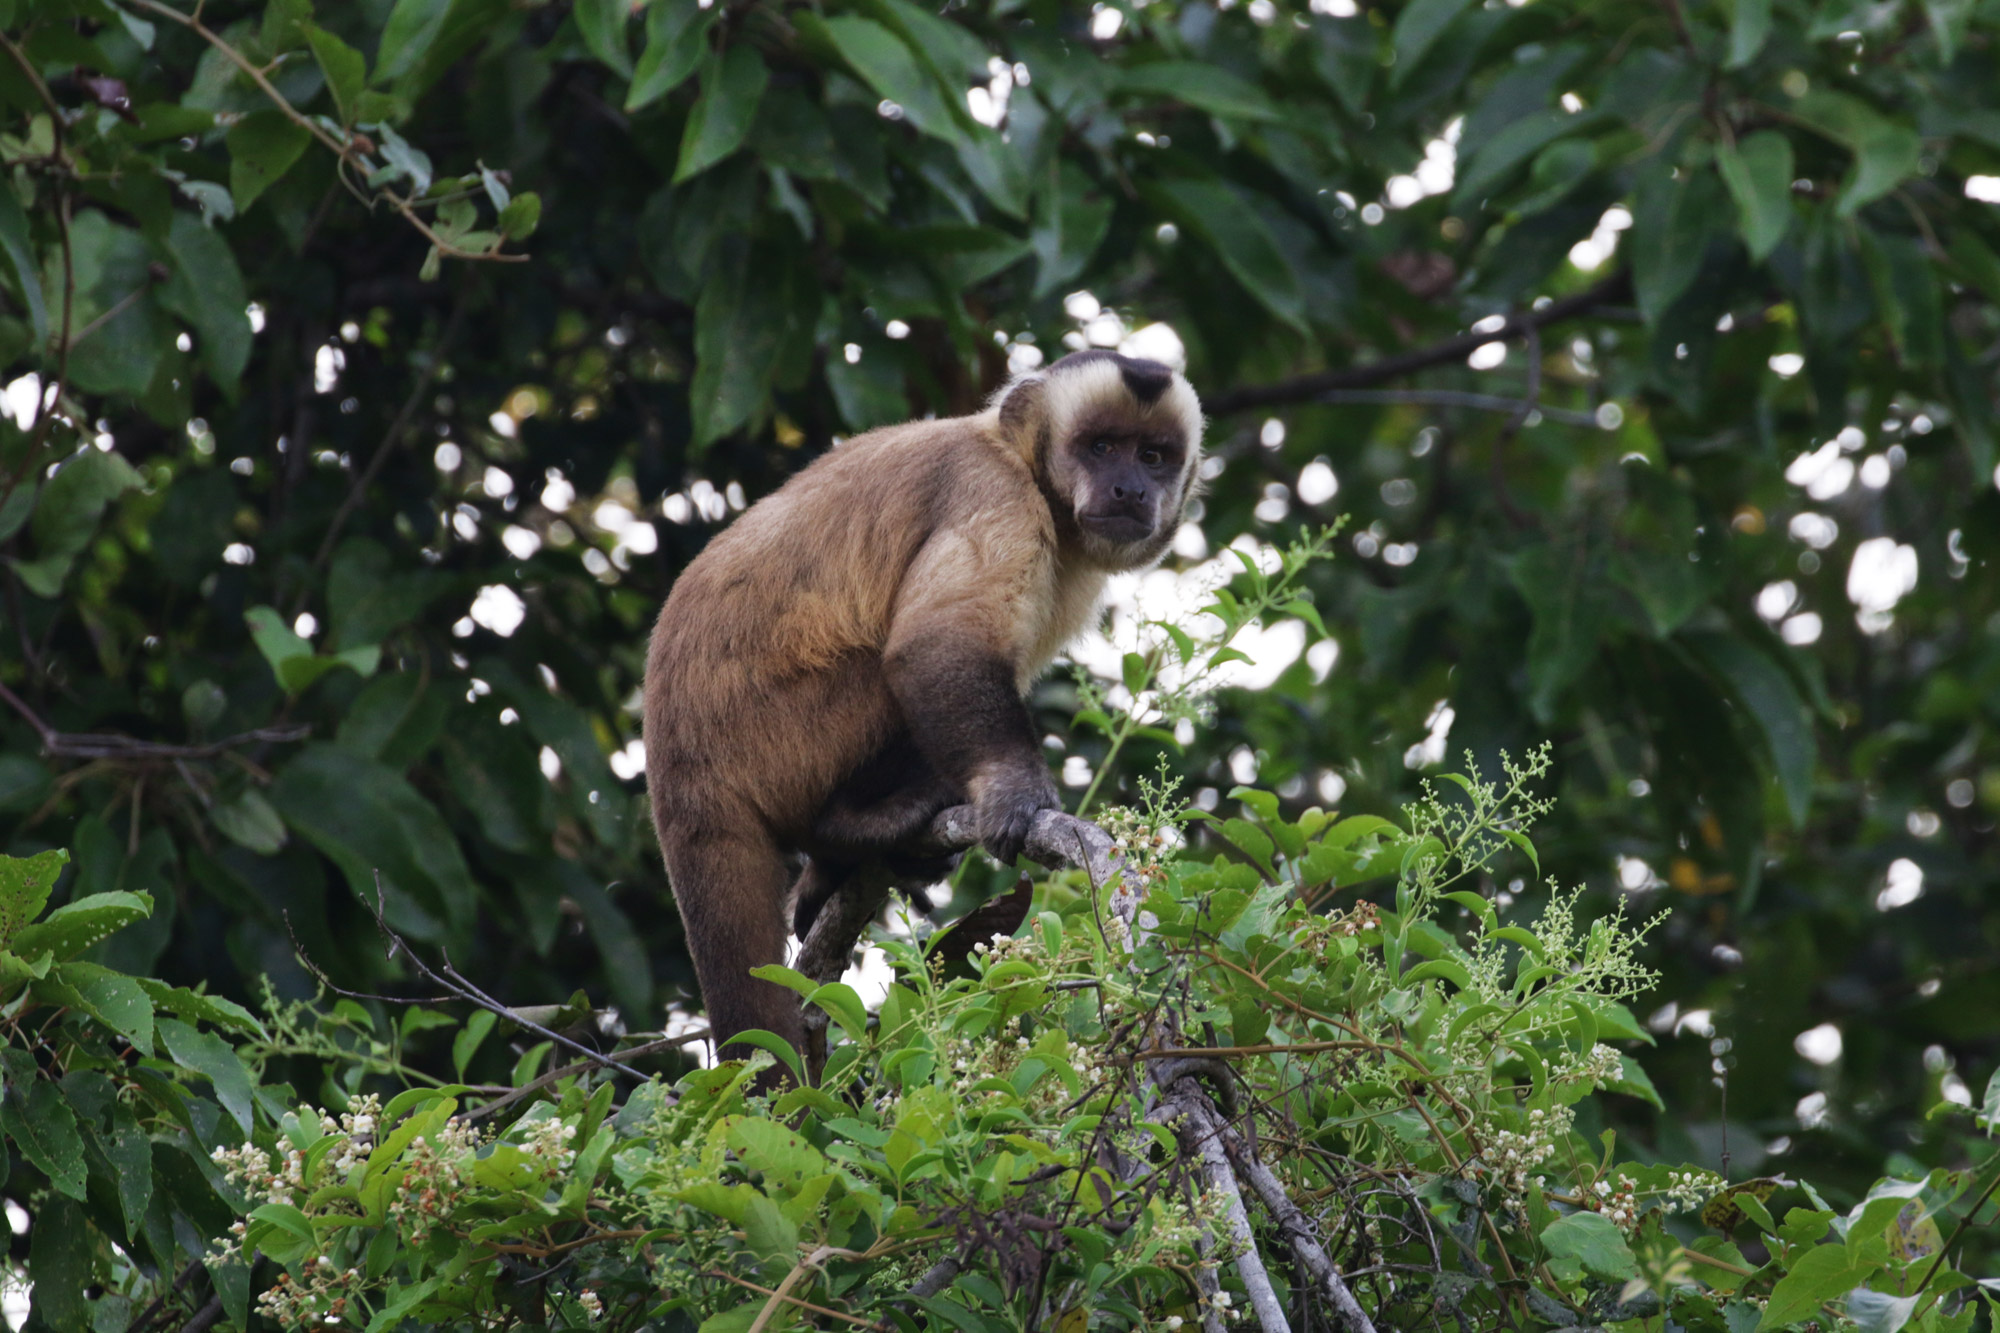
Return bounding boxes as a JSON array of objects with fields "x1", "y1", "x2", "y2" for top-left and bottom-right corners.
[{"x1": 1, "y1": 0, "x2": 1998, "y2": 1320}]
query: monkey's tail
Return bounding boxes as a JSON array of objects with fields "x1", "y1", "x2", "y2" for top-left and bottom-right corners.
[{"x1": 659, "y1": 826, "x2": 803, "y2": 1067}]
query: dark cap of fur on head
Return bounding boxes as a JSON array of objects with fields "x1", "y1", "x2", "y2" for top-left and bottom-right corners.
[{"x1": 1046, "y1": 349, "x2": 1175, "y2": 405}]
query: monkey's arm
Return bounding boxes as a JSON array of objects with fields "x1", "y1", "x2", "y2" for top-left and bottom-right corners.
[{"x1": 881, "y1": 528, "x2": 1061, "y2": 864}]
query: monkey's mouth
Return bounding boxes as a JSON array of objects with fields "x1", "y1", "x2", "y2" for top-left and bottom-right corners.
[{"x1": 1078, "y1": 511, "x2": 1153, "y2": 543}]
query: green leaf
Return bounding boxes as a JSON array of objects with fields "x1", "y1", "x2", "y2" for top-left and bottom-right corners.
[
  {"x1": 1541, "y1": 1210, "x2": 1639, "y2": 1281},
  {"x1": 2, "y1": 1077, "x2": 86, "y2": 1199},
  {"x1": 269, "y1": 744, "x2": 480, "y2": 944},
  {"x1": 30, "y1": 447, "x2": 141, "y2": 562},
  {"x1": 308, "y1": 25, "x2": 367, "y2": 122},
  {"x1": 1391, "y1": 0, "x2": 1476, "y2": 84},
  {"x1": 157, "y1": 1016, "x2": 257, "y2": 1133},
  {"x1": 225, "y1": 111, "x2": 312, "y2": 212},
  {"x1": 0, "y1": 848, "x2": 67, "y2": 946},
  {"x1": 26, "y1": 1198, "x2": 92, "y2": 1328},
  {"x1": 91, "y1": 1103, "x2": 153, "y2": 1240},
  {"x1": 11, "y1": 892, "x2": 151, "y2": 963},
  {"x1": 137, "y1": 979, "x2": 265, "y2": 1038},
  {"x1": 807, "y1": 982, "x2": 868, "y2": 1040},
  {"x1": 157, "y1": 212, "x2": 253, "y2": 391},
  {"x1": 573, "y1": 0, "x2": 633, "y2": 77},
  {"x1": 1727, "y1": 0, "x2": 1773, "y2": 67},
  {"x1": 1116, "y1": 62, "x2": 1281, "y2": 122},
  {"x1": 690, "y1": 242, "x2": 809, "y2": 446},
  {"x1": 1860, "y1": 227, "x2": 1943, "y2": 370},
  {"x1": 1684, "y1": 632, "x2": 1815, "y2": 827},
  {"x1": 0, "y1": 178, "x2": 46, "y2": 345},
  {"x1": 627, "y1": 2, "x2": 713, "y2": 111},
  {"x1": 375, "y1": 0, "x2": 506, "y2": 99},
  {"x1": 1508, "y1": 545, "x2": 1611, "y2": 722},
  {"x1": 497, "y1": 192, "x2": 540, "y2": 240},
  {"x1": 1759, "y1": 1243, "x2": 1875, "y2": 1331},
  {"x1": 453, "y1": 1008, "x2": 497, "y2": 1078},
  {"x1": 1452, "y1": 109, "x2": 1590, "y2": 210},
  {"x1": 1848, "y1": 1288, "x2": 1919, "y2": 1333},
  {"x1": 1145, "y1": 177, "x2": 1307, "y2": 333},
  {"x1": 47, "y1": 960, "x2": 155, "y2": 1054},
  {"x1": 1630, "y1": 161, "x2": 1726, "y2": 324},
  {"x1": 675, "y1": 44, "x2": 768, "y2": 184},
  {"x1": 1121, "y1": 652, "x2": 1150, "y2": 697},
  {"x1": 245, "y1": 605, "x2": 365, "y2": 694},
  {"x1": 1922, "y1": 0, "x2": 1975, "y2": 62},
  {"x1": 1789, "y1": 91, "x2": 1919, "y2": 217},
  {"x1": 1402, "y1": 958, "x2": 1473, "y2": 990},
  {"x1": 210, "y1": 788, "x2": 288, "y2": 855},
  {"x1": 1716, "y1": 131, "x2": 1795, "y2": 262},
  {"x1": 818, "y1": 15, "x2": 960, "y2": 144}
]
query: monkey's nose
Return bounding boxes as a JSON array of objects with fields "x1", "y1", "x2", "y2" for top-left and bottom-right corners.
[{"x1": 1112, "y1": 482, "x2": 1147, "y2": 502}]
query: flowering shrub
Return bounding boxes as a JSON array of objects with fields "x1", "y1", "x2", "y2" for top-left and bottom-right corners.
[{"x1": 7, "y1": 742, "x2": 1992, "y2": 1332}]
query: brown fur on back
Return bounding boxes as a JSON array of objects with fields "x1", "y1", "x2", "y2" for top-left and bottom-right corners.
[{"x1": 646, "y1": 415, "x2": 1099, "y2": 842}]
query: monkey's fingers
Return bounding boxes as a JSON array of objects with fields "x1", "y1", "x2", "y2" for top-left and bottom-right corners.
[{"x1": 920, "y1": 804, "x2": 1120, "y2": 887}]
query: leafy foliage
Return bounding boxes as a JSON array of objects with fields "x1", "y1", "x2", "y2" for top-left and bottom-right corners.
[
  {"x1": 0, "y1": 0, "x2": 1998, "y2": 1326},
  {"x1": 6, "y1": 774, "x2": 1997, "y2": 1331}
]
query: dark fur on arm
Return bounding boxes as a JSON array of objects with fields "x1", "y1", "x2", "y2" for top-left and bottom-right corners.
[{"x1": 884, "y1": 641, "x2": 1057, "y2": 864}]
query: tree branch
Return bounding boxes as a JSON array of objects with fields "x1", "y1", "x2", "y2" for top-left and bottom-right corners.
[
  {"x1": 1170, "y1": 1081, "x2": 1294, "y2": 1333},
  {"x1": 1198, "y1": 1101, "x2": 1379, "y2": 1333},
  {"x1": 0, "y1": 679, "x2": 309, "y2": 760},
  {"x1": 1203, "y1": 271, "x2": 1631, "y2": 416}
]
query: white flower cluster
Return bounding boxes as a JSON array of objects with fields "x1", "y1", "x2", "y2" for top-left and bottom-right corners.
[
  {"x1": 1480, "y1": 1105, "x2": 1570, "y2": 1210},
  {"x1": 1589, "y1": 1172, "x2": 1641, "y2": 1233},
  {"x1": 1555, "y1": 1042, "x2": 1627, "y2": 1088},
  {"x1": 210, "y1": 1141, "x2": 300, "y2": 1208},
  {"x1": 971, "y1": 929, "x2": 1041, "y2": 965},
  {"x1": 577, "y1": 1289, "x2": 604, "y2": 1320},
  {"x1": 1103, "y1": 806, "x2": 1177, "y2": 897},
  {"x1": 1658, "y1": 1167, "x2": 1724, "y2": 1212},
  {"x1": 253, "y1": 1256, "x2": 362, "y2": 1328}
]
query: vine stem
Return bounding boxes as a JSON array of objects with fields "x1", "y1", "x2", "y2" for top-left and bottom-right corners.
[{"x1": 123, "y1": 0, "x2": 525, "y2": 265}]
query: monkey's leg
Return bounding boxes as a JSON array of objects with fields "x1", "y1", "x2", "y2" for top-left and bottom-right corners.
[
  {"x1": 790, "y1": 856, "x2": 851, "y2": 938},
  {"x1": 660, "y1": 828, "x2": 803, "y2": 1075}
]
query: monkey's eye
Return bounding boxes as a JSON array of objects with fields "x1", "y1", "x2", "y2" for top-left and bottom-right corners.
[
  {"x1": 1139, "y1": 447, "x2": 1164, "y2": 467},
  {"x1": 1090, "y1": 438, "x2": 1112, "y2": 457}
]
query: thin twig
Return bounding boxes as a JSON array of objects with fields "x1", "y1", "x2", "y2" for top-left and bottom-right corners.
[
  {"x1": 1910, "y1": 1161, "x2": 2000, "y2": 1319},
  {"x1": 702, "y1": 1270, "x2": 892, "y2": 1331},
  {"x1": 1490, "y1": 322, "x2": 1542, "y2": 527},
  {"x1": 0, "y1": 679, "x2": 309, "y2": 760},
  {"x1": 307, "y1": 297, "x2": 470, "y2": 577},
  {"x1": 299, "y1": 875, "x2": 650, "y2": 1080},
  {"x1": 464, "y1": 1034, "x2": 701, "y2": 1122},
  {"x1": 749, "y1": 1246, "x2": 834, "y2": 1333},
  {"x1": 67, "y1": 284, "x2": 149, "y2": 348},
  {"x1": 1311, "y1": 388, "x2": 1599, "y2": 428},
  {"x1": 1203, "y1": 271, "x2": 1631, "y2": 416}
]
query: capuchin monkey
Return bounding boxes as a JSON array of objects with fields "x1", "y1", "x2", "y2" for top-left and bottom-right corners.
[{"x1": 644, "y1": 350, "x2": 1205, "y2": 1066}]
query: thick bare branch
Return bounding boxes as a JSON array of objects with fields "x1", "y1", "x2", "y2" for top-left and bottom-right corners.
[
  {"x1": 1196, "y1": 1099, "x2": 1379, "y2": 1333},
  {"x1": 1170, "y1": 1081, "x2": 1294, "y2": 1333}
]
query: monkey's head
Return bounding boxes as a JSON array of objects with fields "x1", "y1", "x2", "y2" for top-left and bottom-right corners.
[{"x1": 993, "y1": 350, "x2": 1206, "y2": 570}]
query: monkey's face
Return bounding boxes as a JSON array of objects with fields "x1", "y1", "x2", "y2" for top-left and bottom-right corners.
[
  {"x1": 1001, "y1": 350, "x2": 1205, "y2": 569},
  {"x1": 1058, "y1": 419, "x2": 1196, "y2": 568}
]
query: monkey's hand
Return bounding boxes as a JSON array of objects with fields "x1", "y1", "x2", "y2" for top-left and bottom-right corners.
[{"x1": 973, "y1": 767, "x2": 1062, "y2": 865}]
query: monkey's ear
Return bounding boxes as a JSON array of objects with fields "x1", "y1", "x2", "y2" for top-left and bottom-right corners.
[{"x1": 995, "y1": 376, "x2": 1049, "y2": 464}]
